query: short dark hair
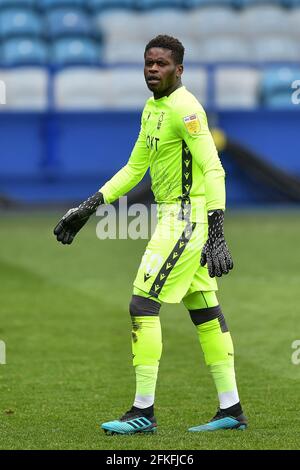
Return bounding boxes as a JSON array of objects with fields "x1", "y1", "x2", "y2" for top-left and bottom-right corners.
[{"x1": 144, "y1": 35, "x2": 185, "y2": 65}]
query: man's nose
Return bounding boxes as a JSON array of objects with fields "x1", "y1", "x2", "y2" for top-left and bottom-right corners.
[{"x1": 149, "y1": 63, "x2": 159, "y2": 73}]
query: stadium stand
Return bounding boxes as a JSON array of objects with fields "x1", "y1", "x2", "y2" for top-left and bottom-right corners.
[
  {"x1": 136, "y1": 0, "x2": 184, "y2": 9},
  {"x1": 51, "y1": 37, "x2": 101, "y2": 65},
  {"x1": 239, "y1": 5, "x2": 289, "y2": 35},
  {"x1": 260, "y1": 66, "x2": 300, "y2": 107},
  {"x1": 285, "y1": 0, "x2": 300, "y2": 6},
  {"x1": 104, "y1": 68, "x2": 152, "y2": 108},
  {"x1": 0, "y1": 0, "x2": 299, "y2": 208},
  {"x1": 88, "y1": 0, "x2": 136, "y2": 11},
  {"x1": 54, "y1": 64, "x2": 207, "y2": 108},
  {"x1": 2, "y1": 37, "x2": 48, "y2": 65},
  {"x1": 238, "y1": 0, "x2": 285, "y2": 6},
  {"x1": 54, "y1": 66, "x2": 110, "y2": 108},
  {"x1": 0, "y1": 0, "x2": 37, "y2": 8},
  {"x1": 198, "y1": 36, "x2": 250, "y2": 62},
  {"x1": 40, "y1": 0, "x2": 88, "y2": 10},
  {"x1": 94, "y1": 9, "x2": 141, "y2": 40},
  {"x1": 252, "y1": 36, "x2": 299, "y2": 62},
  {"x1": 0, "y1": 76, "x2": 5, "y2": 104},
  {"x1": 46, "y1": 7, "x2": 94, "y2": 38},
  {"x1": 133, "y1": 9, "x2": 194, "y2": 40},
  {"x1": 0, "y1": 66, "x2": 48, "y2": 109},
  {"x1": 180, "y1": 67, "x2": 207, "y2": 104},
  {"x1": 287, "y1": 7, "x2": 300, "y2": 36},
  {"x1": 0, "y1": 8, "x2": 44, "y2": 38},
  {"x1": 190, "y1": 6, "x2": 241, "y2": 37},
  {"x1": 186, "y1": 1, "x2": 238, "y2": 8},
  {"x1": 0, "y1": 0, "x2": 298, "y2": 106},
  {"x1": 103, "y1": 38, "x2": 144, "y2": 63},
  {"x1": 215, "y1": 66, "x2": 260, "y2": 108}
]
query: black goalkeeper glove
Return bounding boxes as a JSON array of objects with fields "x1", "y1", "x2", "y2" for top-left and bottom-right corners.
[
  {"x1": 53, "y1": 191, "x2": 104, "y2": 245},
  {"x1": 200, "y1": 209, "x2": 233, "y2": 278}
]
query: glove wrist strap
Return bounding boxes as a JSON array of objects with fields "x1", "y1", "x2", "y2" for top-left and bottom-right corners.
[
  {"x1": 78, "y1": 191, "x2": 104, "y2": 216},
  {"x1": 207, "y1": 209, "x2": 225, "y2": 237}
]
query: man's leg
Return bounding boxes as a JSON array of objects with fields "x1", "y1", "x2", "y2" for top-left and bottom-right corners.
[
  {"x1": 130, "y1": 289, "x2": 162, "y2": 415},
  {"x1": 101, "y1": 288, "x2": 162, "y2": 435},
  {"x1": 183, "y1": 290, "x2": 247, "y2": 431}
]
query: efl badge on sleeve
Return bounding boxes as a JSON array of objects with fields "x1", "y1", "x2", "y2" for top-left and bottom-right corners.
[{"x1": 183, "y1": 114, "x2": 201, "y2": 136}]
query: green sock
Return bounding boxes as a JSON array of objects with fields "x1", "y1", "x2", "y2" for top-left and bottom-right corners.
[
  {"x1": 199, "y1": 324, "x2": 239, "y2": 409},
  {"x1": 131, "y1": 316, "x2": 162, "y2": 409},
  {"x1": 184, "y1": 291, "x2": 240, "y2": 410}
]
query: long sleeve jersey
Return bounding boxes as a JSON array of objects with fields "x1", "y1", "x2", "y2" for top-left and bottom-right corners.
[{"x1": 99, "y1": 86, "x2": 225, "y2": 222}]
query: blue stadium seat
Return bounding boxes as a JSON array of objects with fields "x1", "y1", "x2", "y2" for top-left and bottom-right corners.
[
  {"x1": 239, "y1": 5, "x2": 289, "y2": 36},
  {"x1": 261, "y1": 67, "x2": 300, "y2": 108},
  {"x1": 46, "y1": 8, "x2": 93, "y2": 38},
  {"x1": 284, "y1": 0, "x2": 300, "y2": 6},
  {"x1": 136, "y1": 0, "x2": 183, "y2": 10},
  {"x1": 40, "y1": 0, "x2": 87, "y2": 10},
  {"x1": 52, "y1": 37, "x2": 101, "y2": 65},
  {"x1": 192, "y1": 6, "x2": 240, "y2": 37},
  {"x1": 1, "y1": 37, "x2": 48, "y2": 65},
  {"x1": 238, "y1": 0, "x2": 285, "y2": 7},
  {"x1": 182, "y1": 67, "x2": 207, "y2": 104},
  {"x1": 54, "y1": 67, "x2": 110, "y2": 109},
  {"x1": 106, "y1": 68, "x2": 154, "y2": 108},
  {"x1": 0, "y1": 8, "x2": 43, "y2": 39},
  {"x1": 104, "y1": 38, "x2": 145, "y2": 63},
  {"x1": 185, "y1": 0, "x2": 237, "y2": 8},
  {"x1": 199, "y1": 36, "x2": 250, "y2": 62},
  {"x1": 94, "y1": 9, "x2": 140, "y2": 39},
  {"x1": 138, "y1": 9, "x2": 195, "y2": 40},
  {"x1": 0, "y1": 0, "x2": 37, "y2": 9},
  {"x1": 88, "y1": 0, "x2": 135, "y2": 11},
  {"x1": 287, "y1": 7, "x2": 300, "y2": 35},
  {"x1": 3, "y1": 67, "x2": 48, "y2": 110},
  {"x1": 252, "y1": 36, "x2": 299, "y2": 62},
  {"x1": 216, "y1": 66, "x2": 260, "y2": 108}
]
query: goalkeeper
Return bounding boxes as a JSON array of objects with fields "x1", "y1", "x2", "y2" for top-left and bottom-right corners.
[{"x1": 54, "y1": 35, "x2": 247, "y2": 434}]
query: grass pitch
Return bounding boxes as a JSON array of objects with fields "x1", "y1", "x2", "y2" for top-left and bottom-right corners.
[{"x1": 0, "y1": 210, "x2": 300, "y2": 450}]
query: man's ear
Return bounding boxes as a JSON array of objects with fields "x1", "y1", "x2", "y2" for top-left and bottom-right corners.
[{"x1": 176, "y1": 64, "x2": 184, "y2": 78}]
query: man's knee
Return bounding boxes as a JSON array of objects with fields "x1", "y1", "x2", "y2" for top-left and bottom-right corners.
[
  {"x1": 129, "y1": 295, "x2": 161, "y2": 317},
  {"x1": 189, "y1": 305, "x2": 229, "y2": 333},
  {"x1": 183, "y1": 290, "x2": 219, "y2": 311}
]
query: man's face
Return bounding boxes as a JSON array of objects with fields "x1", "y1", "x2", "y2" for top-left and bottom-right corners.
[{"x1": 144, "y1": 47, "x2": 182, "y2": 96}]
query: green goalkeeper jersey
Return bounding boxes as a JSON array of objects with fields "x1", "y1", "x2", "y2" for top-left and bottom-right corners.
[{"x1": 100, "y1": 86, "x2": 225, "y2": 222}]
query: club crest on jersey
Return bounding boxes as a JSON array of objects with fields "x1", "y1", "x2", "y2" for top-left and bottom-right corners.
[{"x1": 183, "y1": 114, "x2": 201, "y2": 136}]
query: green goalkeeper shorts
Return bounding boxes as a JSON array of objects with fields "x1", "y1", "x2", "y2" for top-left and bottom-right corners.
[{"x1": 133, "y1": 207, "x2": 218, "y2": 304}]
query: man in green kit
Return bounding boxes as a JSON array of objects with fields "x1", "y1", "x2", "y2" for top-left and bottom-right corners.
[{"x1": 54, "y1": 35, "x2": 247, "y2": 434}]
